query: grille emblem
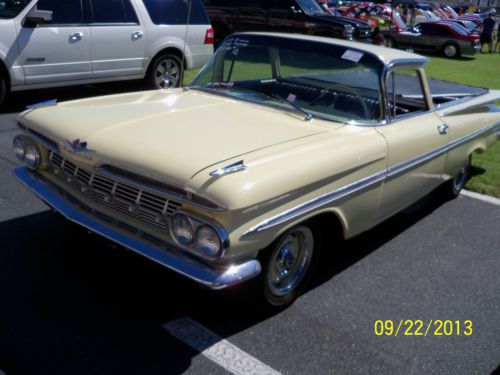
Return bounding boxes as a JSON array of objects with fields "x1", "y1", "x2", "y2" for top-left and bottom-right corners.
[{"x1": 65, "y1": 138, "x2": 95, "y2": 153}]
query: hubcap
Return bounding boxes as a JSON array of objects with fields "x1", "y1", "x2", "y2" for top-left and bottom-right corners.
[
  {"x1": 155, "y1": 59, "x2": 180, "y2": 89},
  {"x1": 453, "y1": 166, "x2": 467, "y2": 191},
  {"x1": 267, "y1": 227, "x2": 314, "y2": 297},
  {"x1": 445, "y1": 45, "x2": 456, "y2": 57}
]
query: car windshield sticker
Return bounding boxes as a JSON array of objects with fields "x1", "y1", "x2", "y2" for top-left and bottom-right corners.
[
  {"x1": 342, "y1": 50, "x2": 364, "y2": 63},
  {"x1": 220, "y1": 38, "x2": 250, "y2": 56}
]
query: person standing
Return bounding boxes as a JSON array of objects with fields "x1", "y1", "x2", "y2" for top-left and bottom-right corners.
[
  {"x1": 480, "y1": 12, "x2": 496, "y2": 53},
  {"x1": 495, "y1": 22, "x2": 500, "y2": 52}
]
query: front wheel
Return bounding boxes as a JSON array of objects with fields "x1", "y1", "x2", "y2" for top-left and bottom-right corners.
[
  {"x1": 146, "y1": 54, "x2": 183, "y2": 89},
  {"x1": 261, "y1": 225, "x2": 319, "y2": 307},
  {"x1": 443, "y1": 43, "x2": 460, "y2": 58}
]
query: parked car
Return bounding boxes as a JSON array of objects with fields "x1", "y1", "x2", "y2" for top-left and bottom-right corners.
[
  {"x1": 202, "y1": 0, "x2": 372, "y2": 45},
  {"x1": 0, "y1": 0, "x2": 214, "y2": 106},
  {"x1": 13, "y1": 33, "x2": 500, "y2": 306},
  {"x1": 438, "y1": 19, "x2": 481, "y2": 35},
  {"x1": 384, "y1": 22, "x2": 480, "y2": 57}
]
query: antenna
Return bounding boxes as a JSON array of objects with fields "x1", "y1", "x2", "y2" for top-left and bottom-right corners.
[{"x1": 181, "y1": 0, "x2": 193, "y2": 90}]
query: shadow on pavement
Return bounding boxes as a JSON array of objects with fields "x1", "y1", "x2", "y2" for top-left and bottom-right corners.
[{"x1": 0, "y1": 187, "x2": 452, "y2": 374}]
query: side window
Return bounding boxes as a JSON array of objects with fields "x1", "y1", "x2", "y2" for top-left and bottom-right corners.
[
  {"x1": 142, "y1": 0, "x2": 210, "y2": 25},
  {"x1": 90, "y1": 0, "x2": 138, "y2": 24},
  {"x1": 36, "y1": 0, "x2": 83, "y2": 24},
  {"x1": 386, "y1": 69, "x2": 428, "y2": 119}
]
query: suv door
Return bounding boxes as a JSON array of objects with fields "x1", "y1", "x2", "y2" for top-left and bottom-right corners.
[
  {"x1": 88, "y1": 0, "x2": 146, "y2": 78},
  {"x1": 17, "y1": 0, "x2": 90, "y2": 84}
]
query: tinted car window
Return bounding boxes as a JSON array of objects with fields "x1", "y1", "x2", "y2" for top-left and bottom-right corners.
[
  {"x1": 90, "y1": 0, "x2": 138, "y2": 23},
  {"x1": 37, "y1": 0, "x2": 83, "y2": 24},
  {"x1": 142, "y1": 0, "x2": 210, "y2": 25},
  {"x1": 0, "y1": 0, "x2": 31, "y2": 19}
]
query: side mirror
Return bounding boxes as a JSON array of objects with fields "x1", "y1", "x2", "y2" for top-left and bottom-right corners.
[{"x1": 23, "y1": 7, "x2": 53, "y2": 27}]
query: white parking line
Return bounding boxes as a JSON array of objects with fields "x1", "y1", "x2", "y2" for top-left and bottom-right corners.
[
  {"x1": 163, "y1": 317, "x2": 282, "y2": 375},
  {"x1": 461, "y1": 190, "x2": 500, "y2": 206}
]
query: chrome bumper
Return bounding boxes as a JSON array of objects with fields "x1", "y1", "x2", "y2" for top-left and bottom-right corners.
[{"x1": 13, "y1": 166, "x2": 261, "y2": 290}]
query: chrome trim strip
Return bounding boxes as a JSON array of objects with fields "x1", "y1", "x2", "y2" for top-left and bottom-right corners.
[
  {"x1": 241, "y1": 170, "x2": 386, "y2": 237},
  {"x1": 13, "y1": 166, "x2": 261, "y2": 290},
  {"x1": 242, "y1": 121, "x2": 499, "y2": 238},
  {"x1": 209, "y1": 160, "x2": 247, "y2": 177}
]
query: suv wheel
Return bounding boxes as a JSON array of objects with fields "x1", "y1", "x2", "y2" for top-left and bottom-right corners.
[
  {"x1": 0, "y1": 74, "x2": 6, "y2": 107},
  {"x1": 146, "y1": 54, "x2": 183, "y2": 89}
]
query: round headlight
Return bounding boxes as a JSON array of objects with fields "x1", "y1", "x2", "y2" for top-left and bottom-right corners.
[
  {"x1": 171, "y1": 214, "x2": 194, "y2": 245},
  {"x1": 23, "y1": 142, "x2": 40, "y2": 169},
  {"x1": 195, "y1": 225, "x2": 222, "y2": 257},
  {"x1": 13, "y1": 137, "x2": 26, "y2": 161}
]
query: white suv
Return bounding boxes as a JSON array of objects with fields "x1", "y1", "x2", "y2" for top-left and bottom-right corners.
[{"x1": 0, "y1": 0, "x2": 214, "y2": 106}]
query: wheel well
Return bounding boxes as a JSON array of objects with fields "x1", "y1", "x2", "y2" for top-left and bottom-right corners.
[
  {"x1": 149, "y1": 48, "x2": 185, "y2": 71},
  {"x1": 0, "y1": 60, "x2": 11, "y2": 88},
  {"x1": 306, "y1": 212, "x2": 345, "y2": 243}
]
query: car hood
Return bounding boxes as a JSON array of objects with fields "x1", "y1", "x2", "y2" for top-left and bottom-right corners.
[
  {"x1": 19, "y1": 89, "x2": 330, "y2": 187},
  {"x1": 312, "y1": 14, "x2": 371, "y2": 29}
]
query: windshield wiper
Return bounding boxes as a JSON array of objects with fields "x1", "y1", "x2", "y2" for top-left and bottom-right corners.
[{"x1": 252, "y1": 86, "x2": 313, "y2": 121}]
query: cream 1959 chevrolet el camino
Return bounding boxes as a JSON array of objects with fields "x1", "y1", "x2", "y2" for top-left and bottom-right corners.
[{"x1": 13, "y1": 33, "x2": 500, "y2": 306}]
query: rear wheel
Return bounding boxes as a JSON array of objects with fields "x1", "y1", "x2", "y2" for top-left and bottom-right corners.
[
  {"x1": 443, "y1": 43, "x2": 460, "y2": 58},
  {"x1": 146, "y1": 54, "x2": 183, "y2": 89},
  {"x1": 261, "y1": 224, "x2": 319, "y2": 307},
  {"x1": 0, "y1": 74, "x2": 6, "y2": 107},
  {"x1": 444, "y1": 155, "x2": 471, "y2": 199},
  {"x1": 386, "y1": 36, "x2": 396, "y2": 48}
]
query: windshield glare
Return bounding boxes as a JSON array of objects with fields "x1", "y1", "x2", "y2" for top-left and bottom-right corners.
[
  {"x1": 296, "y1": 0, "x2": 325, "y2": 15},
  {"x1": 0, "y1": 0, "x2": 31, "y2": 18},
  {"x1": 191, "y1": 35, "x2": 384, "y2": 123}
]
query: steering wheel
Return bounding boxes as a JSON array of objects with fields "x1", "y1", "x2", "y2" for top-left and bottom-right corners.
[{"x1": 313, "y1": 83, "x2": 370, "y2": 120}]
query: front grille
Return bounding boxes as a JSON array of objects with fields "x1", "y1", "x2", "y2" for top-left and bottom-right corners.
[{"x1": 48, "y1": 151, "x2": 181, "y2": 230}]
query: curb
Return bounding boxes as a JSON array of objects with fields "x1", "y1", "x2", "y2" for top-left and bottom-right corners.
[{"x1": 460, "y1": 190, "x2": 500, "y2": 206}]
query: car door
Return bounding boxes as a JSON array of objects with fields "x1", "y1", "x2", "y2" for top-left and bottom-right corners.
[
  {"x1": 88, "y1": 0, "x2": 146, "y2": 78},
  {"x1": 375, "y1": 67, "x2": 448, "y2": 221},
  {"x1": 266, "y1": 0, "x2": 306, "y2": 34},
  {"x1": 17, "y1": 0, "x2": 90, "y2": 84},
  {"x1": 236, "y1": 0, "x2": 267, "y2": 32}
]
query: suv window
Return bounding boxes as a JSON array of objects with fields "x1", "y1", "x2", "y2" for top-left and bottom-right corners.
[
  {"x1": 37, "y1": 0, "x2": 83, "y2": 24},
  {"x1": 89, "y1": 0, "x2": 138, "y2": 24},
  {"x1": 142, "y1": 0, "x2": 210, "y2": 25}
]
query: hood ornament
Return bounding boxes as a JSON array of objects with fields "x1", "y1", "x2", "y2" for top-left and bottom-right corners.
[
  {"x1": 210, "y1": 160, "x2": 246, "y2": 177},
  {"x1": 65, "y1": 138, "x2": 95, "y2": 153}
]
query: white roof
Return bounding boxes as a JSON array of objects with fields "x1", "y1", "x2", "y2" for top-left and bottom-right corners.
[{"x1": 238, "y1": 32, "x2": 429, "y2": 66}]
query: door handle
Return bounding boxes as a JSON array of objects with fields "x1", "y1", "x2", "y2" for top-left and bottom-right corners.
[
  {"x1": 70, "y1": 32, "x2": 84, "y2": 42},
  {"x1": 132, "y1": 31, "x2": 143, "y2": 39},
  {"x1": 437, "y1": 124, "x2": 449, "y2": 134}
]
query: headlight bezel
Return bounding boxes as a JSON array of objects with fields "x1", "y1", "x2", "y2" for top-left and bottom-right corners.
[
  {"x1": 13, "y1": 135, "x2": 42, "y2": 170},
  {"x1": 169, "y1": 212, "x2": 228, "y2": 260}
]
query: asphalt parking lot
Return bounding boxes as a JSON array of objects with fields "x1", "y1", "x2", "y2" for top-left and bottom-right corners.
[{"x1": 0, "y1": 87, "x2": 499, "y2": 375}]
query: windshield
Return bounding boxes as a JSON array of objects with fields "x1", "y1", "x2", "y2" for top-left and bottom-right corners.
[
  {"x1": 191, "y1": 35, "x2": 384, "y2": 123},
  {"x1": 296, "y1": 0, "x2": 325, "y2": 15},
  {"x1": 0, "y1": 0, "x2": 31, "y2": 18}
]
